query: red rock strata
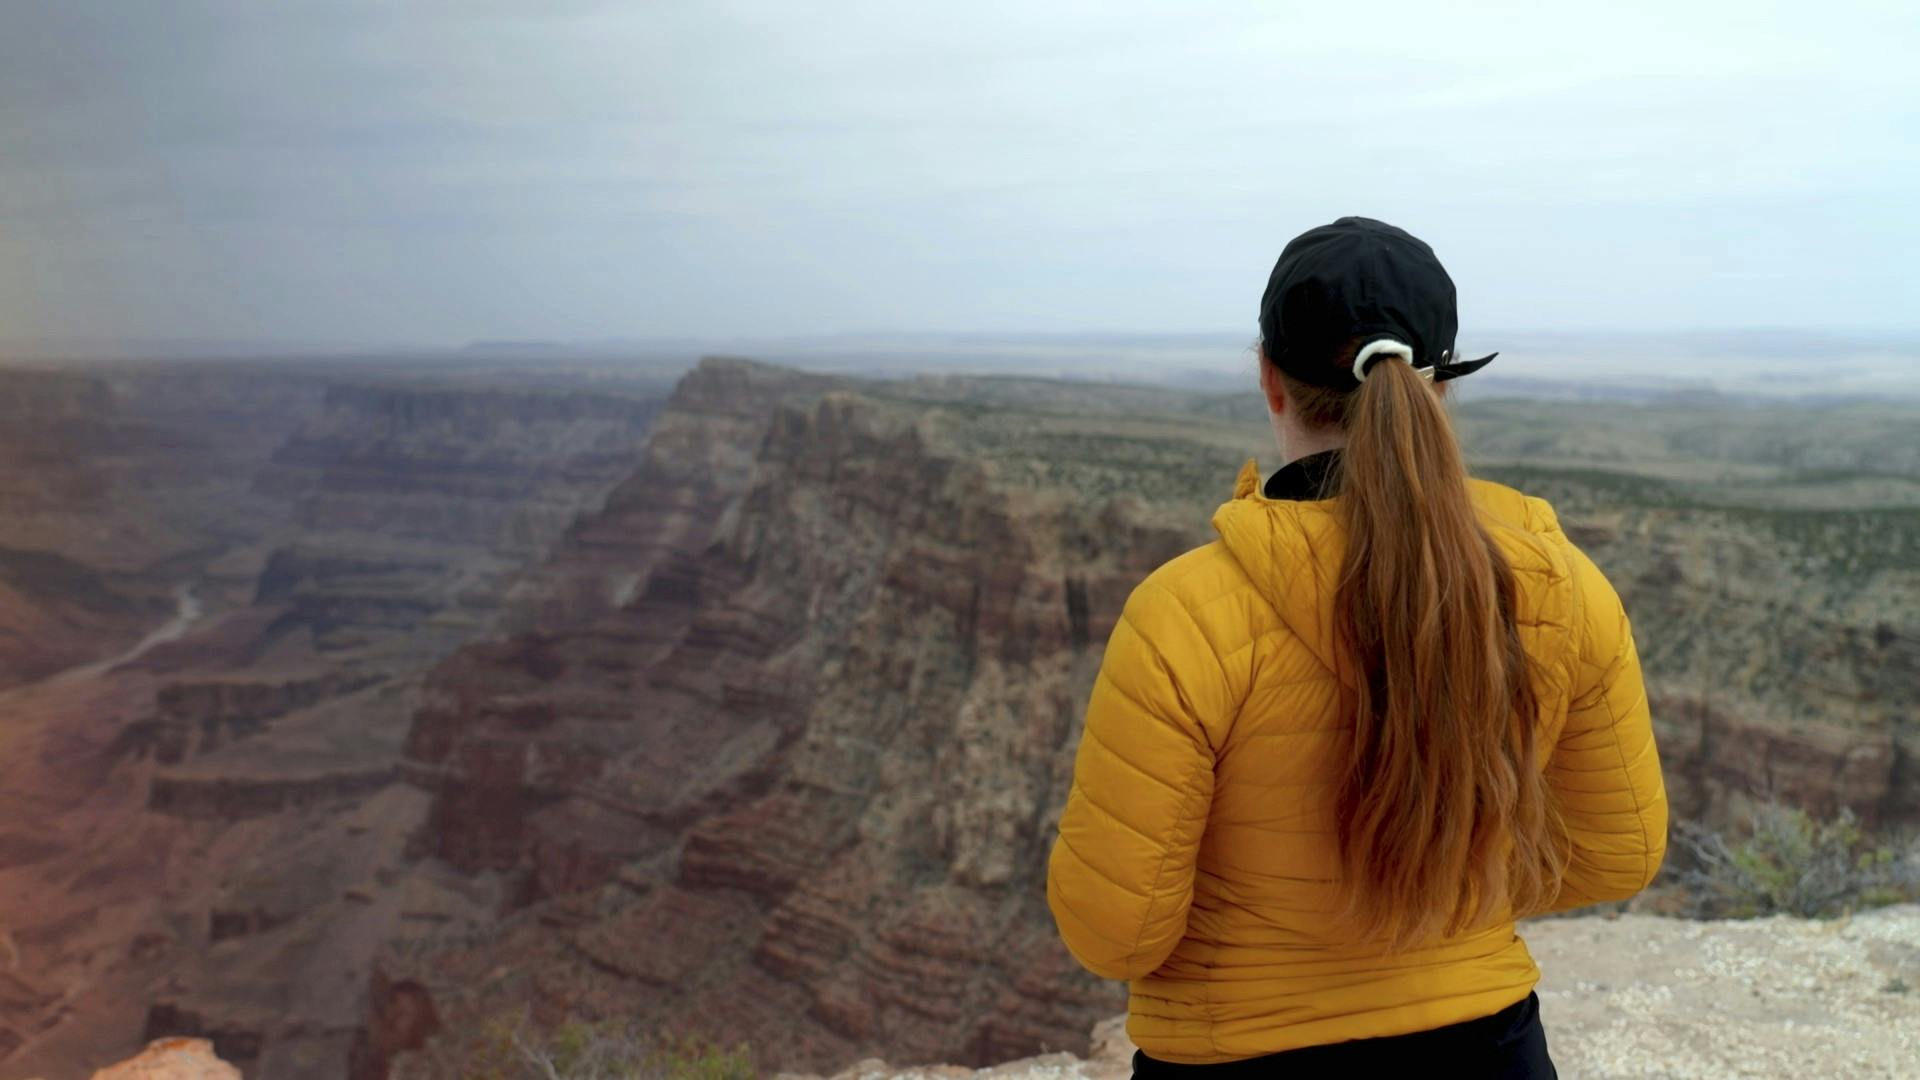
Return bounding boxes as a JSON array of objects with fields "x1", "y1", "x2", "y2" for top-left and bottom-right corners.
[{"x1": 382, "y1": 365, "x2": 1193, "y2": 1075}]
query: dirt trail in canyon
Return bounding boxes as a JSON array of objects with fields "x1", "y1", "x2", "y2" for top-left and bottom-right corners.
[{"x1": 46, "y1": 585, "x2": 206, "y2": 686}]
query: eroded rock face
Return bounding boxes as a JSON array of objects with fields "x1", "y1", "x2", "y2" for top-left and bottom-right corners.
[
  {"x1": 1534, "y1": 496, "x2": 1920, "y2": 831},
  {"x1": 0, "y1": 370, "x2": 193, "y2": 685},
  {"x1": 0, "y1": 361, "x2": 674, "y2": 1080},
  {"x1": 496, "y1": 356, "x2": 847, "y2": 636},
  {"x1": 346, "y1": 970, "x2": 442, "y2": 1080},
  {"x1": 252, "y1": 379, "x2": 665, "y2": 674},
  {"x1": 269, "y1": 384, "x2": 657, "y2": 554},
  {"x1": 0, "y1": 369, "x2": 121, "y2": 517},
  {"x1": 0, "y1": 544, "x2": 170, "y2": 687},
  {"x1": 1653, "y1": 693, "x2": 1915, "y2": 828},
  {"x1": 0, "y1": 361, "x2": 323, "y2": 584},
  {"x1": 381, "y1": 371, "x2": 1200, "y2": 1075}
]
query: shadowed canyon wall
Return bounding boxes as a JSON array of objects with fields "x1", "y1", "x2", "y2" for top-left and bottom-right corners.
[{"x1": 0, "y1": 358, "x2": 672, "y2": 1079}]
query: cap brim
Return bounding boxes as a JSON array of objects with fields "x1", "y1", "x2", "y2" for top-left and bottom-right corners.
[{"x1": 1432, "y1": 351, "x2": 1497, "y2": 383}]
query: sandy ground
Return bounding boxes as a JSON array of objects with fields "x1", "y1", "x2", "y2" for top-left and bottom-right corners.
[{"x1": 781, "y1": 904, "x2": 1920, "y2": 1080}]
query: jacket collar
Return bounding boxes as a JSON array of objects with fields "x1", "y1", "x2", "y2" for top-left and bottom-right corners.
[
  {"x1": 1263, "y1": 448, "x2": 1343, "y2": 501},
  {"x1": 1229, "y1": 449, "x2": 1342, "y2": 503}
]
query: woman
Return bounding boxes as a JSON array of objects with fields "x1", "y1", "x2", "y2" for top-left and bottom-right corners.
[{"x1": 1045, "y1": 217, "x2": 1669, "y2": 1078}]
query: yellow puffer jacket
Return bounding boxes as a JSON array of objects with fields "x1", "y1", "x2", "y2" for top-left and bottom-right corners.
[{"x1": 1046, "y1": 459, "x2": 1669, "y2": 1063}]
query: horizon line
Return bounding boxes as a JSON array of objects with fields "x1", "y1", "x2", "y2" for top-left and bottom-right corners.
[{"x1": 6, "y1": 324, "x2": 1920, "y2": 361}]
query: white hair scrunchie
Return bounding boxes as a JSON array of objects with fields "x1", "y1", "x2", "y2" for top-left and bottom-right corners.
[{"x1": 1352, "y1": 338, "x2": 1429, "y2": 383}]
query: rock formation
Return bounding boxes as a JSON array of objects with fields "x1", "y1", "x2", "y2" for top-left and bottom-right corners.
[
  {"x1": 0, "y1": 360, "x2": 674, "y2": 1079},
  {"x1": 1466, "y1": 464, "x2": 1920, "y2": 831},
  {"x1": 375, "y1": 362, "x2": 1200, "y2": 1074},
  {"x1": 3, "y1": 356, "x2": 1912, "y2": 1079},
  {"x1": 0, "y1": 369, "x2": 202, "y2": 685},
  {"x1": 21, "y1": 1035, "x2": 244, "y2": 1080},
  {"x1": 372, "y1": 362, "x2": 1917, "y2": 1078}
]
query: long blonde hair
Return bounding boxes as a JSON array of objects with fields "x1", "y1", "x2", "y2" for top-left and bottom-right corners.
[{"x1": 1276, "y1": 345, "x2": 1568, "y2": 953}]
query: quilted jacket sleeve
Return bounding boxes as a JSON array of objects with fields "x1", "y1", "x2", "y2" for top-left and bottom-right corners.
[
  {"x1": 1047, "y1": 574, "x2": 1228, "y2": 981},
  {"x1": 1542, "y1": 547, "x2": 1670, "y2": 914}
]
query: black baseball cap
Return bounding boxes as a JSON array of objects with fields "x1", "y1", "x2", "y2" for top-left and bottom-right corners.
[{"x1": 1259, "y1": 216, "x2": 1497, "y2": 389}]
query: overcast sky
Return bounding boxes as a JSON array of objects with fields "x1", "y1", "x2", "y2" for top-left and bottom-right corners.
[{"x1": 2, "y1": 1, "x2": 1916, "y2": 348}]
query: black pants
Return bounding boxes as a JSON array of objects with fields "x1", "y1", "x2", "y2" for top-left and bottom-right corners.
[{"x1": 1131, "y1": 990, "x2": 1556, "y2": 1078}]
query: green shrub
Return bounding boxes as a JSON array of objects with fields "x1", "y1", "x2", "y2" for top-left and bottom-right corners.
[
  {"x1": 1671, "y1": 797, "x2": 1920, "y2": 919},
  {"x1": 391, "y1": 1009, "x2": 755, "y2": 1080},
  {"x1": 642, "y1": 1029, "x2": 758, "y2": 1080}
]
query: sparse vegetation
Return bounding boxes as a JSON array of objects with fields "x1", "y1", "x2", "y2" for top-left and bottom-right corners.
[
  {"x1": 391, "y1": 1008, "x2": 755, "y2": 1080},
  {"x1": 1670, "y1": 796, "x2": 1920, "y2": 919}
]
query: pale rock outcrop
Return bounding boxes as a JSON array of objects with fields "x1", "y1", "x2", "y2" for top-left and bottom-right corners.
[{"x1": 22, "y1": 1036, "x2": 244, "y2": 1080}]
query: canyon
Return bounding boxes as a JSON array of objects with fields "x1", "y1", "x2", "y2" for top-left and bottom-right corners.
[
  {"x1": 0, "y1": 357, "x2": 671, "y2": 1078},
  {"x1": 1, "y1": 355, "x2": 1914, "y2": 1078}
]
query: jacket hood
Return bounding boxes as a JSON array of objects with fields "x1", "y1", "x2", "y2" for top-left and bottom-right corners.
[{"x1": 1210, "y1": 457, "x2": 1576, "y2": 688}]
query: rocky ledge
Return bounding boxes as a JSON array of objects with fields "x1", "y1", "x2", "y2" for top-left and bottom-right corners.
[
  {"x1": 21, "y1": 1036, "x2": 242, "y2": 1079},
  {"x1": 776, "y1": 905, "x2": 1920, "y2": 1080}
]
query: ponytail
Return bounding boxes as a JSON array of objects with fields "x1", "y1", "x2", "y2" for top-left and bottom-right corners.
[{"x1": 1282, "y1": 349, "x2": 1567, "y2": 953}]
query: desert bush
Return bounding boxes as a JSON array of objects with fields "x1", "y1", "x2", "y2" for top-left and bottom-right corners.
[
  {"x1": 1670, "y1": 796, "x2": 1920, "y2": 919},
  {"x1": 390, "y1": 1007, "x2": 755, "y2": 1080}
]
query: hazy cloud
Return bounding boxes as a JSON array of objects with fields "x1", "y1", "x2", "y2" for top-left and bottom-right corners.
[{"x1": 2, "y1": 0, "x2": 1916, "y2": 345}]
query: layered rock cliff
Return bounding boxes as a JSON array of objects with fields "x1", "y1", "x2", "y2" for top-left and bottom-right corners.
[
  {"x1": 1453, "y1": 398, "x2": 1919, "y2": 828},
  {"x1": 0, "y1": 369, "x2": 120, "y2": 517},
  {"x1": 368, "y1": 360, "x2": 1198, "y2": 1075},
  {"x1": 0, "y1": 368, "x2": 221, "y2": 684},
  {"x1": 250, "y1": 378, "x2": 665, "y2": 674},
  {"x1": 0, "y1": 360, "x2": 674, "y2": 1080},
  {"x1": 1472, "y1": 463, "x2": 1919, "y2": 831},
  {"x1": 0, "y1": 362, "x2": 323, "y2": 575},
  {"x1": 371, "y1": 364, "x2": 1918, "y2": 1078}
]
